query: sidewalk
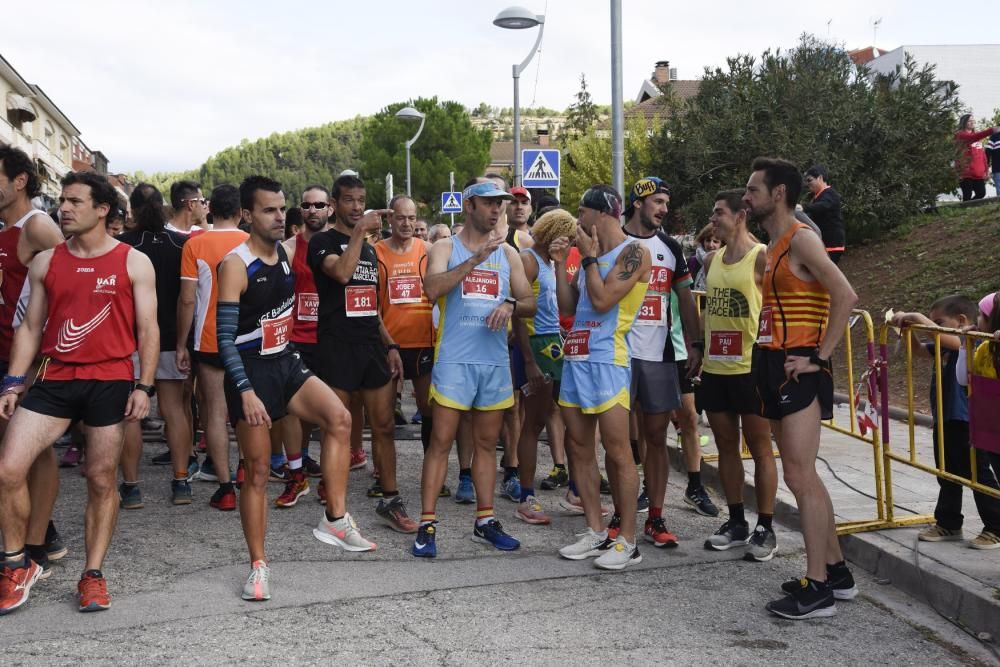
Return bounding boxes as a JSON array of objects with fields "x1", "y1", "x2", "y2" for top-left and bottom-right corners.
[{"x1": 674, "y1": 404, "x2": 1000, "y2": 643}]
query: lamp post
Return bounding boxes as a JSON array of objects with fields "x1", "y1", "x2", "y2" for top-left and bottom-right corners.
[
  {"x1": 493, "y1": 6, "x2": 545, "y2": 186},
  {"x1": 395, "y1": 106, "x2": 426, "y2": 196},
  {"x1": 610, "y1": 0, "x2": 624, "y2": 197}
]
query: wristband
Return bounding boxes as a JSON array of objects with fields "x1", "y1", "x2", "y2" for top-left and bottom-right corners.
[
  {"x1": 809, "y1": 349, "x2": 830, "y2": 368},
  {"x1": 0, "y1": 375, "x2": 26, "y2": 394},
  {"x1": 581, "y1": 256, "x2": 599, "y2": 270},
  {"x1": 386, "y1": 343, "x2": 401, "y2": 352}
]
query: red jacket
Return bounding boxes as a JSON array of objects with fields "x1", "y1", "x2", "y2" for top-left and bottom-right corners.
[{"x1": 956, "y1": 129, "x2": 992, "y2": 180}]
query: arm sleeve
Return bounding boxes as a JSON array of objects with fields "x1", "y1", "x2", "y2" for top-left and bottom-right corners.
[{"x1": 217, "y1": 301, "x2": 252, "y2": 393}]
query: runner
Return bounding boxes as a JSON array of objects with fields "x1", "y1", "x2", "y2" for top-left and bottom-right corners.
[
  {"x1": 611, "y1": 177, "x2": 701, "y2": 549},
  {"x1": 166, "y1": 180, "x2": 207, "y2": 235},
  {"x1": 512, "y1": 208, "x2": 577, "y2": 525},
  {"x1": 413, "y1": 219, "x2": 429, "y2": 241},
  {"x1": 272, "y1": 186, "x2": 331, "y2": 509},
  {"x1": 411, "y1": 180, "x2": 535, "y2": 557},
  {"x1": 699, "y1": 190, "x2": 778, "y2": 560},
  {"x1": 555, "y1": 185, "x2": 651, "y2": 570},
  {"x1": 117, "y1": 184, "x2": 192, "y2": 508},
  {"x1": 176, "y1": 184, "x2": 249, "y2": 510},
  {"x1": 217, "y1": 175, "x2": 372, "y2": 602},
  {"x1": 0, "y1": 146, "x2": 69, "y2": 576},
  {"x1": 505, "y1": 186, "x2": 534, "y2": 250},
  {"x1": 743, "y1": 158, "x2": 859, "y2": 619},
  {"x1": 0, "y1": 171, "x2": 158, "y2": 614},
  {"x1": 307, "y1": 175, "x2": 416, "y2": 533}
]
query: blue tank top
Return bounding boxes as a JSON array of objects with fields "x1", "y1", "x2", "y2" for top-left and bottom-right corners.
[
  {"x1": 525, "y1": 248, "x2": 559, "y2": 336},
  {"x1": 434, "y1": 236, "x2": 511, "y2": 366},
  {"x1": 564, "y1": 239, "x2": 646, "y2": 367}
]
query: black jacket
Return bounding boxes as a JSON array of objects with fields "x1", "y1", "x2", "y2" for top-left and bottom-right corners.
[{"x1": 803, "y1": 187, "x2": 845, "y2": 250}]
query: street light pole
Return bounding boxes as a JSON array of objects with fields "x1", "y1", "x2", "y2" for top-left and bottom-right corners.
[
  {"x1": 494, "y1": 6, "x2": 545, "y2": 187},
  {"x1": 395, "y1": 106, "x2": 426, "y2": 196},
  {"x1": 610, "y1": 0, "x2": 624, "y2": 198}
]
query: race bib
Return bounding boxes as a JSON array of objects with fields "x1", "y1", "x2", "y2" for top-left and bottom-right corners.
[
  {"x1": 709, "y1": 330, "x2": 743, "y2": 361},
  {"x1": 260, "y1": 311, "x2": 292, "y2": 355},
  {"x1": 648, "y1": 265, "x2": 673, "y2": 293},
  {"x1": 563, "y1": 329, "x2": 591, "y2": 361},
  {"x1": 757, "y1": 306, "x2": 773, "y2": 344},
  {"x1": 296, "y1": 292, "x2": 318, "y2": 322},
  {"x1": 462, "y1": 269, "x2": 500, "y2": 300},
  {"x1": 635, "y1": 294, "x2": 666, "y2": 326},
  {"x1": 345, "y1": 285, "x2": 377, "y2": 317},
  {"x1": 388, "y1": 275, "x2": 422, "y2": 304}
]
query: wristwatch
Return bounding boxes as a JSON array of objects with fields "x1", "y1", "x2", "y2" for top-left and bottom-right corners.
[
  {"x1": 386, "y1": 343, "x2": 401, "y2": 352},
  {"x1": 505, "y1": 296, "x2": 517, "y2": 307},
  {"x1": 135, "y1": 383, "x2": 156, "y2": 397},
  {"x1": 581, "y1": 256, "x2": 599, "y2": 270},
  {"x1": 809, "y1": 349, "x2": 830, "y2": 368}
]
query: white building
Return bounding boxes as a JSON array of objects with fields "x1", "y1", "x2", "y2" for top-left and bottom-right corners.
[{"x1": 867, "y1": 45, "x2": 1000, "y2": 121}]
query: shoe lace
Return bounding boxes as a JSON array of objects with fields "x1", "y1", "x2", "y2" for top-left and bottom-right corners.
[
  {"x1": 650, "y1": 516, "x2": 667, "y2": 532},
  {"x1": 249, "y1": 563, "x2": 269, "y2": 586},
  {"x1": 79, "y1": 575, "x2": 106, "y2": 599}
]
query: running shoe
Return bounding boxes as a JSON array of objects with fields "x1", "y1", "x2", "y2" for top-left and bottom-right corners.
[
  {"x1": 643, "y1": 517, "x2": 679, "y2": 548},
  {"x1": 917, "y1": 524, "x2": 963, "y2": 542},
  {"x1": 539, "y1": 466, "x2": 569, "y2": 490},
  {"x1": 241, "y1": 560, "x2": 270, "y2": 601},
  {"x1": 118, "y1": 483, "x2": 144, "y2": 510},
  {"x1": 210, "y1": 486, "x2": 237, "y2": 511},
  {"x1": 454, "y1": 475, "x2": 475, "y2": 504},
  {"x1": 412, "y1": 522, "x2": 437, "y2": 558},
  {"x1": 744, "y1": 525, "x2": 778, "y2": 562},
  {"x1": 195, "y1": 432, "x2": 207, "y2": 453},
  {"x1": 269, "y1": 463, "x2": 290, "y2": 483},
  {"x1": 558, "y1": 490, "x2": 611, "y2": 517},
  {"x1": 970, "y1": 530, "x2": 1000, "y2": 550},
  {"x1": 499, "y1": 475, "x2": 522, "y2": 502},
  {"x1": 59, "y1": 444, "x2": 83, "y2": 467},
  {"x1": 607, "y1": 513, "x2": 622, "y2": 540},
  {"x1": 349, "y1": 448, "x2": 367, "y2": 470},
  {"x1": 704, "y1": 520, "x2": 750, "y2": 551},
  {"x1": 235, "y1": 460, "x2": 245, "y2": 489},
  {"x1": 313, "y1": 512, "x2": 376, "y2": 552},
  {"x1": 317, "y1": 480, "x2": 327, "y2": 505},
  {"x1": 781, "y1": 564, "x2": 858, "y2": 600},
  {"x1": 302, "y1": 455, "x2": 322, "y2": 478},
  {"x1": 410, "y1": 412, "x2": 422, "y2": 424},
  {"x1": 151, "y1": 449, "x2": 172, "y2": 465},
  {"x1": 599, "y1": 476, "x2": 611, "y2": 495},
  {"x1": 559, "y1": 528, "x2": 612, "y2": 560},
  {"x1": 594, "y1": 537, "x2": 642, "y2": 571},
  {"x1": 376, "y1": 495, "x2": 418, "y2": 533},
  {"x1": 196, "y1": 457, "x2": 219, "y2": 482},
  {"x1": 515, "y1": 495, "x2": 551, "y2": 525},
  {"x1": 44, "y1": 522, "x2": 67, "y2": 561},
  {"x1": 367, "y1": 481, "x2": 384, "y2": 498},
  {"x1": 472, "y1": 519, "x2": 520, "y2": 551},
  {"x1": 766, "y1": 579, "x2": 836, "y2": 620},
  {"x1": 26, "y1": 548, "x2": 51, "y2": 580},
  {"x1": 0, "y1": 560, "x2": 43, "y2": 615},
  {"x1": 394, "y1": 400, "x2": 407, "y2": 426},
  {"x1": 439, "y1": 484, "x2": 452, "y2": 498},
  {"x1": 186, "y1": 455, "x2": 200, "y2": 481},
  {"x1": 683, "y1": 486, "x2": 720, "y2": 517},
  {"x1": 171, "y1": 479, "x2": 193, "y2": 506},
  {"x1": 78, "y1": 570, "x2": 111, "y2": 612},
  {"x1": 636, "y1": 488, "x2": 649, "y2": 513},
  {"x1": 275, "y1": 473, "x2": 310, "y2": 508}
]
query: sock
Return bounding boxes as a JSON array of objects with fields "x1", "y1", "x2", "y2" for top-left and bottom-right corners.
[
  {"x1": 420, "y1": 512, "x2": 436, "y2": 526},
  {"x1": 554, "y1": 463, "x2": 566, "y2": 471},
  {"x1": 288, "y1": 452, "x2": 303, "y2": 471},
  {"x1": 649, "y1": 506, "x2": 662, "y2": 519},
  {"x1": 173, "y1": 473, "x2": 188, "y2": 482},
  {"x1": 503, "y1": 466, "x2": 518, "y2": 482},
  {"x1": 729, "y1": 503, "x2": 746, "y2": 525},
  {"x1": 83, "y1": 569, "x2": 103, "y2": 579},
  {"x1": 475, "y1": 506, "x2": 495, "y2": 526},
  {"x1": 270, "y1": 454, "x2": 287, "y2": 468},
  {"x1": 219, "y1": 481, "x2": 234, "y2": 493},
  {"x1": 459, "y1": 467, "x2": 472, "y2": 479},
  {"x1": 420, "y1": 416, "x2": 433, "y2": 453},
  {"x1": 687, "y1": 471, "x2": 701, "y2": 491},
  {"x1": 382, "y1": 489, "x2": 399, "y2": 498},
  {"x1": 568, "y1": 479, "x2": 578, "y2": 495},
  {"x1": 122, "y1": 480, "x2": 138, "y2": 487},
  {"x1": 827, "y1": 560, "x2": 848, "y2": 572},
  {"x1": 24, "y1": 544, "x2": 46, "y2": 565},
  {"x1": 630, "y1": 439, "x2": 641, "y2": 465},
  {"x1": 325, "y1": 511, "x2": 344, "y2": 523},
  {"x1": 3, "y1": 550, "x2": 27, "y2": 568},
  {"x1": 757, "y1": 513, "x2": 773, "y2": 531},
  {"x1": 519, "y1": 487, "x2": 535, "y2": 503}
]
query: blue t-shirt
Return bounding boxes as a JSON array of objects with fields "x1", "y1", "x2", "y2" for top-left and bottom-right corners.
[{"x1": 926, "y1": 344, "x2": 968, "y2": 422}]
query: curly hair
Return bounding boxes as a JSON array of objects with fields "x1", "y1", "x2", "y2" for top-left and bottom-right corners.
[{"x1": 530, "y1": 208, "x2": 577, "y2": 251}]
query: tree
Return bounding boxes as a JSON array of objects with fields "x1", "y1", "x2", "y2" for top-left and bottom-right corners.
[
  {"x1": 649, "y1": 35, "x2": 962, "y2": 241},
  {"x1": 358, "y1": 97, "x2": 492, "y2": 212},
  {"x1": 560, "y1": 114, "x2": 656, "y2": 209},
  {"x1": 565, "y1": 74, "x2": 598, "y2": 138}
]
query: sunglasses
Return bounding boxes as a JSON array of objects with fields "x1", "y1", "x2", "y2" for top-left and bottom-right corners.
[
  {"x1": 183, "y1": 197, "x2": 208, "y2": 206},
  {"x1": 300, "y1": 202, "x2": 328, "y2": 210}
]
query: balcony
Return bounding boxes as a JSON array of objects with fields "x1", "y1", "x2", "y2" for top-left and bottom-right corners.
[
  {"x1": 0, "y1": 116, "x2": 35, "y2": 155},
  {"x1": 34, "y1": 140, "x2": 69, "y2": 177}
]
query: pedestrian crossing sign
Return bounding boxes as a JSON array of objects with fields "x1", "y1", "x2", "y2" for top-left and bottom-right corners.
[
  {"x1": 441, "y1": 191, "x2": 463, "y2": 213},
  {"x1": 521, "y1": 149, "x2": 560, "y2": 188}
]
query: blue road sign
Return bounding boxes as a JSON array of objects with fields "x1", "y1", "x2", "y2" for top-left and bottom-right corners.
[
  {"x1": 441, "y1": 191, "x2": 463, "y2": 213},
  {"x1": 521, "y1": 149, "x2": 560, "y2": 188}
]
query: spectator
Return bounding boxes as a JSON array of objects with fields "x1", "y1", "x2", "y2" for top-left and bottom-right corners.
[
  {"x1": 986, "y1": 129, "x2": 1000, "y2": 195},
  {"x1": 285, "y1": 206, "x2": 303, "y2": 239},
  {"x1": 803, "y1": 165, "x2": 846, "y2": 264},
  {"x1": 688, "y1": 223, "x2": 720, "y2": 292},
  {"x1": 955, "y1": 114, "x2": 997, "y2": 201}
]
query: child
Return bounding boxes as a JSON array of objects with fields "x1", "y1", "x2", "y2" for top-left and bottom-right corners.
[{"x1": 891, "y1": 295, "x2": 1000, "y2": 549}]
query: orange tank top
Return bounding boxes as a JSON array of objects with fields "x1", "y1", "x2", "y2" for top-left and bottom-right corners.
[
  {"x1": 375, "y1": 239, "x2": 434, "y2": 348},
  {"x1": 758, "y1": 223, "x2": 830, "y2": 350}
]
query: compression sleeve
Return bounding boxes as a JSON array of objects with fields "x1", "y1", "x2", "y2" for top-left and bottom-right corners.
[{"x1": 217, "y1": 301, "x2": 252, "y2": 393}]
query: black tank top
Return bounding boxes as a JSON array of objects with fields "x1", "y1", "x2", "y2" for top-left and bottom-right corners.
[
  {"x1": 226, "y1": 242, "x2": 295, "y2": 356},
  {"x1": 118, "y1": 229, "x2": 187, "y2": 351}
]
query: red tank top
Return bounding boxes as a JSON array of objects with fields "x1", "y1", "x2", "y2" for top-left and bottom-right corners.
[
  {"x1": 40, "y1": 242, "x2": 137, "y2": 381},
  {"x1": 290, "y1": 233, "x2": 319, "y2": 344},
  {"x1": 0, "y1": 211, "x2": 40, "y2": 361}
]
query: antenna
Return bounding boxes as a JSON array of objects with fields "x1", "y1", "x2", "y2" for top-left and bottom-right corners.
[{"x1": 872, "y1": 17, "x2": 882, "y2": 45}]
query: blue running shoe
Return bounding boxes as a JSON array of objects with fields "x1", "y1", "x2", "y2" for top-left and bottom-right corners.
[
  {"x1": 472, "y1": 519, "x2": 520, "y2": 551},
  {"x1": 412, "y1": 523, "x2": 438, "y2": 558},
  {"x1": 500, "y1": 475, "x2": 521, "y2": 503},
  {"x1": 455, "y1": 474, "x2": 475, "y2": 504}
]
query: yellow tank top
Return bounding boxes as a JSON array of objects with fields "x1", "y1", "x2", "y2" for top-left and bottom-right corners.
[{"x1": 703, "y1": 243, "x2": 765, "y2": 375}]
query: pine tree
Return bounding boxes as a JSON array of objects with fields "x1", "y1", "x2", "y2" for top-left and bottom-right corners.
[{"x1": 566, "y1": 74, "x2": 598, "y2": 137}]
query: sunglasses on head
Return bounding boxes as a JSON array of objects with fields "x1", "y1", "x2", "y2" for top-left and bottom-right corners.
[{"x1": 300, "y1": 202, "x2": 328, "y2": 210}]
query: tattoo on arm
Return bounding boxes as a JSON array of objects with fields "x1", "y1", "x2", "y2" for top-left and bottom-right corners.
[{"x1": 617, "y1": 243, "x2": 643, "y2": 280}]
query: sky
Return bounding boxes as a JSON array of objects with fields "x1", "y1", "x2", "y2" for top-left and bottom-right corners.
[{"x1": 2, "y1": 0, "x2": 991, "y2": 173}]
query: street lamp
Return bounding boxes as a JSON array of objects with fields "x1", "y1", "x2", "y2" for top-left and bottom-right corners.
[
  {"x1": 395, "y1": 105, "x2": 425, "y2": 196},
  {"x1": 493, "y1": 6, "x2": 545, "y2": 186}
]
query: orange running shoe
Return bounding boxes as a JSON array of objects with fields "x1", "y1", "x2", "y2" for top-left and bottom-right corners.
[
  {"x1": 275, "y1": 472, "x2": 310, "y2": 508},
  {"x1": 78, "y1": 570, "x2": 111, "y2": 612},
  {"x1": 643, "y1": 517, "x2": 679, "y2": 548},
  {"x1": 0, "y1": 560, "x2": 43, "y2": 615}
]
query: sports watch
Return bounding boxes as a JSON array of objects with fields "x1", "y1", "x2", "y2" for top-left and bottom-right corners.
[{"x1": 135, "y1": 383, "x2": 156, "y2": 397}]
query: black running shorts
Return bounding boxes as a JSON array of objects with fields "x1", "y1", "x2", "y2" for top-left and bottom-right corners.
[
  {"x1": 698, "y1": 371, "x2": 759, "y2": 416},
  {"x1": 753, "y1": 347, "x2": 833, "y2": 421},
  {"x1": 224, "y1": 350, "x2": 314, "y2": 426},
  {"x1": 318, "y1": 338, "x2": 392, "y2": 392},
  {"x1": 21, "y1": 379, "x2": 133, "y2": 427},
  {"x1": 399, "y1": 347, "x2": 434, "y2": 381}
]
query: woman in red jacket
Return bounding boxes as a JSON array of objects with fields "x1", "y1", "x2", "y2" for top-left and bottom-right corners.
[{"x1": 956, "y1": 114, "x2": 999, "y2": 201}]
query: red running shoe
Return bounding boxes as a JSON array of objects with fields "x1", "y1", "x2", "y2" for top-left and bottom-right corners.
[
  {"x1": 210, "y1": 486, "x2": 237, "y2": 511},
  {"x1": 349, "y1": 448, "x2": 367, "y2": 470},
  {"x1": 0, "y1": 560, "x2": 43, "y2": 615},
  {"x1": 78, "y1": 571, "x2": 111, "y2": 612},
  {"x1": 643, "y1": 516, "x2": 679, "y2": 548}
]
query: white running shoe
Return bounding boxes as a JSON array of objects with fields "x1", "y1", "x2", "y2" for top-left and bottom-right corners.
[
  {"x1": 313, "y1": 512, "x2": 377, "y2": 552},
  {"x1": 559, "y1": 528, "x2": 611, "y2": 560},
  {"x1": 241, "y1": 560, "x2": 270, "y2": 601},
  {"x1": 594, "y1": 537, "x2": 642, "y2": 570}
]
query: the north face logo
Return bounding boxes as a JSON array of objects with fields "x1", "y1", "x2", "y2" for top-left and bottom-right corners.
[{"x1": 706, "y1": 287, "x2": 751, "y2": 318}]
